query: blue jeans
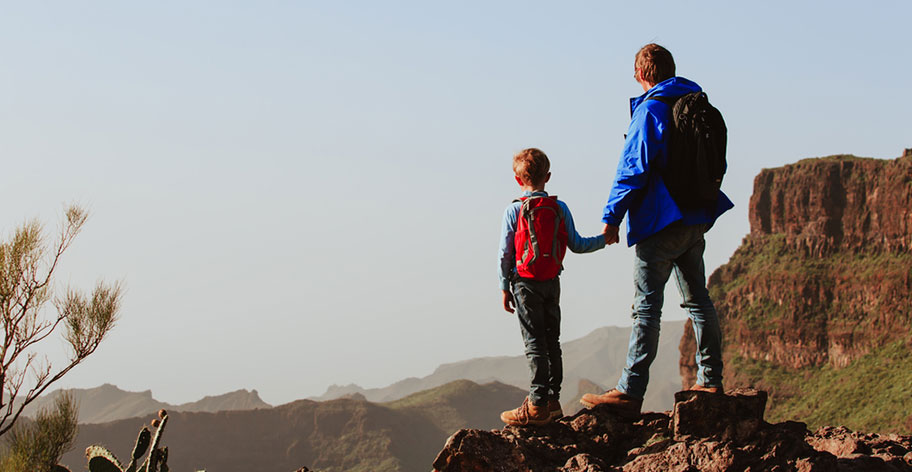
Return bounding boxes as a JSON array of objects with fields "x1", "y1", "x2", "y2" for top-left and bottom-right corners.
[
  {"x1": 616, "y1": 223, "x2": 723, "y2": 399},
  {"x1": 512, "y1": 277, "x2": 562, "y2": 406}
]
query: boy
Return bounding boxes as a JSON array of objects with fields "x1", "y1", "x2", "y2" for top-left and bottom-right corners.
[{"x1": 498, "y1": 148, "x2": 607, "y2": 426}]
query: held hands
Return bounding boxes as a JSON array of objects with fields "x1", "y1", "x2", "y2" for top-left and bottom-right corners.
[
  {"x1": 502, "y1": 290, "x2": 515, "y2": 313},
  {"x1": 602, "y1": 223, "x2": 620, "y2": 245}
]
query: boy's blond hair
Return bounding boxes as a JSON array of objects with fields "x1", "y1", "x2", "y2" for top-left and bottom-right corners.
[{"x1": 513, "y1": 148, "x2": 550, "y2": 186}]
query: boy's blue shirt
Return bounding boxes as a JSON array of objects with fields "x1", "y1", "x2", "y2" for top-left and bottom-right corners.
[
  {"x1": 498, "y1": 190, "x2": 605, "y2": 290},
  {"x1": 602, "y1": 77, "x2": 734, "y2": 246}
]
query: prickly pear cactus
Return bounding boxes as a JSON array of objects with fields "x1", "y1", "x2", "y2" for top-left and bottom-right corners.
[
  {"x1": 86, "y1": 445, "x2": 123, "y2": 472},
  {"x1": 86, "y1": 410, "x2": 171, "y2": 472}
]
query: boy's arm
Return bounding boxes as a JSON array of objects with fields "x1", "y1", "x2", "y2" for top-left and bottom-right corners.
[
  {"x1": 560, "y1": 201, "x2": 607, "y2": 253},
  {"x1": 498, "y1": 204, "x2": 519, "y2": 311}
]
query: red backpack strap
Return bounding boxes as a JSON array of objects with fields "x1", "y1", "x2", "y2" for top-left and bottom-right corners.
[{"x1": 546, "y1": 196, "x2": 564, "y2": 264}]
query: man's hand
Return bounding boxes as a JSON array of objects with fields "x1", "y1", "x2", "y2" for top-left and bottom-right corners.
[
  {"x1": 603, "y1": 224, "x2": 620, "y2": 245},
  {"x1": 502, "y1": 290, "x2": 515, "y2": 313}
]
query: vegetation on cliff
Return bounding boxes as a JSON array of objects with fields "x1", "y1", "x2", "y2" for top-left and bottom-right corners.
[
  {"x1": 730, "y1": 339, "x2": 912, "y2": 434},
  {"x1": 681, "y1": 151, "x2": 912, "y2": 435}
]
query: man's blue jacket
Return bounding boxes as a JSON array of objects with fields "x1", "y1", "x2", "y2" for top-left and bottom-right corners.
[{"x1": 602, "y1": 77, "x2": 734, "y2": 246}]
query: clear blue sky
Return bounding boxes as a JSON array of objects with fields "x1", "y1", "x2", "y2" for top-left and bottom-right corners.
[{"x1": 1, "y1": 1, "x2": 909, "y2": 405}]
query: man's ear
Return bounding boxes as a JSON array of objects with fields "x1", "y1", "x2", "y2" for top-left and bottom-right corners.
[
  {"x1": 544, "y1": 172, "x2": 551, "y2": 183},
  {"x1": 515, "y1": 175, "x2": 524, "y2": 187}
]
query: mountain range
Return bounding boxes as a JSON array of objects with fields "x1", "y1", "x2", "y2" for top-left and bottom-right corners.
[
  {"x1": 26, "y1": 320, "x2": 684, "y2": 426},
  {"x1": 60, "y1": 380, "x2": 526, "y2": 472},
  {"x1": 315, "y1": 320, "x2": 685, "y2": 413},
  {"x1": 21, "y1": 384, "x2": 270, "y2": 424}
]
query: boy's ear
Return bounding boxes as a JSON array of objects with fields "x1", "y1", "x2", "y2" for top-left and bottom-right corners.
[
  {"x1": 544, "y1": 172, "x2": 551, "y2": 183},
  {"x1": 515, "y1": 175, "x2": 524, "y2": 187}
]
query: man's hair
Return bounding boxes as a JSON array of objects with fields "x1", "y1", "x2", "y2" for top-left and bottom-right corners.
[
  {"x1": 513, "y1": 148, "x2": 550, "y2": 186},
  {"x1": 635, "y1": 43, "x2": 675, "y2": 85}
]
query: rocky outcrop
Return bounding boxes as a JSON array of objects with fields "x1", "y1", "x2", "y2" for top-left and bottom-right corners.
[
  {"x1": 679, "y1": 151, "x2": 912, "y2": 433},
  {"x1": 749, "y1": 153, "x2": 912, "y2": 255},
  {"x1": 432, "y1": 389, "x2": 912, "y2": 471}
]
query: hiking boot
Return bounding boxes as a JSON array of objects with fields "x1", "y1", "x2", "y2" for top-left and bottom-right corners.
[
  {"x1": 579, "y1": 389, "x2": 642, "y2": 418},
  {"x1": 549, "y1": 399, "x2": 563, "y2": 421},
  {"x1": 500, "y1": 397, "x2": 551, "y2": 426},
  {"x1": 689, "y1": 384, "x2": 724, "y2": 394}
]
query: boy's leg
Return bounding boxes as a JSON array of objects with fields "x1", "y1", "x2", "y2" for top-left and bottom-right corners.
[
  {"x1": 672, "y1": 226, "x2": 724, "y2": 388},
  {"x1": 512, "y1": 279, "x2": 552, "y2": 406},
  {"x1": 543, "y1": 279, "x2": 562, "y2": 402}
]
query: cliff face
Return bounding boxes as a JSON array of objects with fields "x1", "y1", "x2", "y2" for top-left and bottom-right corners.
[
  {"x1": 749, "y1": 153, "x2": 912, "y2": 255},
  {"x1": 680, "y1": 150, "x2": 912, "y2": 433}
]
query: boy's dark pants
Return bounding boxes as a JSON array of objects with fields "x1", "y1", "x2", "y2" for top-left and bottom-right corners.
[{"x1": 512, "y1": 277, "x2": 562, "y2": 406}]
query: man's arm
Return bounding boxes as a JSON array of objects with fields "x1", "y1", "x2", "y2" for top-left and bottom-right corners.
[{"x1": 602, "y1": 106, "x2": 665, "y2": 227}]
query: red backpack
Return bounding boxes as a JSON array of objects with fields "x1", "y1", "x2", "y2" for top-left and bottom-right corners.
[{"x1": 513, "y1": 195, "x2": 569, "y2": 280}]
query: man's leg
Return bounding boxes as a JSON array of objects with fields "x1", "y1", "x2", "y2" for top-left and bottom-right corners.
[
  {"x1": 672, "y1": 226, "x2": 724, "y2": 388},
  {"x1": 616, "y1": 232, "x2": 677, "y2": 399}
]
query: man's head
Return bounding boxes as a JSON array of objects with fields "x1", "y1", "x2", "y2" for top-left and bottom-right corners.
[
  {"x1": 513, "y1": 148, "x2": 551, "y2": 190},
  {"x1": 635, "y1": 43, "x2": 675, "y2": 91}
]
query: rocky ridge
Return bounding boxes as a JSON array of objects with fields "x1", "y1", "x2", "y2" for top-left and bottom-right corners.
[
  {"x1": 22, "y1": 384, "x2": 270, "y2": 424},
  {"x1": 679, "y1": 150, "x2": 912, "y2": 432},
  {"x1": 432, "y1": 389, "x2": 912, "y2": 471}
]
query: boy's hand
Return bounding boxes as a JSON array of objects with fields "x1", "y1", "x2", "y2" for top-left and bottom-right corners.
[
  {"x1": 603, "y1": 224, "x2": 620, "y2": 245},
  {"x1": 502, "y1": 290, "x2": 515, "y2": 313}
]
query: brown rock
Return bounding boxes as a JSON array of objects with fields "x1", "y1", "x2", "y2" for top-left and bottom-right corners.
[
  {"x1": 560, "y1": 453, "x2": 615, "y2": 472},
  {"x1": 432, "y1": 389, "x2": 898, "y2": 472},
  {"x1": 672, "y1": 389, "x2": 767, "y2": 441}
]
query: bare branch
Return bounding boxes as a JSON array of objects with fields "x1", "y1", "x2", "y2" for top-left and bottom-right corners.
[{"x1": 0, "y1": 205, "x2": 121, "y2": 438}]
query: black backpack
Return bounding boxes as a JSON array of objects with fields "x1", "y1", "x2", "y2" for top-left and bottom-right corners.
[{"x1": 648, "y1": 92, "x2": 727, "y2": 210}]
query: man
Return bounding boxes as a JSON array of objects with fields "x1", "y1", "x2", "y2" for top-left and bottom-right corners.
[{"x1": 581, "y1": 43, "x2": 733, "y2": 417}]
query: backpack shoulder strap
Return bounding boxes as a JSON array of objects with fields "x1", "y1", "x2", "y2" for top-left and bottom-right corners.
[
  {"x1": 646, "y1": 95, "x2": 677, "y2": 106},
  {"x1": 546, "y1": 195, "x2": 565, "y2": 221}
]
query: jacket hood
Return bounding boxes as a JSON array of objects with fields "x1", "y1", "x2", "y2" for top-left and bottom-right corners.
[{"x1": 630, "y1": 77, "x2": 702, "y2": 112}]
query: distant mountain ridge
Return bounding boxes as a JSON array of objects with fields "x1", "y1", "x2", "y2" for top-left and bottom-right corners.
[
  {"x1": 23, "y1": 323, "x2": 683, "y2": 426},
  {"x1": 316, "y1": 321, "x2": 686, "y2": 413},
  {"x1": 60, "y1": 380, "x2": 527, "y2": 472},
  {"x1": 23, "y1": 383, "x2": 270, "y2": 424}
]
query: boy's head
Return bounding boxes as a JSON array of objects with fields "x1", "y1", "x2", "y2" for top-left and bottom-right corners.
[
  {"x1": 513, "y1": 148, "x2": 551, "y2": 189},
  {"x1": 635, "y1": 43, "x2": 675, "y2": 88}
]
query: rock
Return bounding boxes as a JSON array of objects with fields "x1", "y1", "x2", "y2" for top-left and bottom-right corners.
[
  {"x1": 431, "y1": 389, "x2": 909, "y2": 472},
  {"x1": 560, "y1": 453, "x2": 615, "y2": 472},
  {"x1": 672, "y1": 388, "x2": 767, "y2": 441},
  {"x1": 808, "y1": 425, "x2": 912, "y2": 471}
]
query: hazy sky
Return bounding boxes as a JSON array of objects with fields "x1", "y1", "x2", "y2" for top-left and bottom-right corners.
[{"x1": 1, "y1": 1, "x2": 909, "y2": 405}]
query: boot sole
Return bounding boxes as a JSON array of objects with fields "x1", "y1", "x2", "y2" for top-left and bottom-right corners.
[
  {"x1": 500, "y1": 416, "x2": 552, "y2": 426},
  {"x1": 579, "y1": 399, "x2": 640, "y2": 419}
]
